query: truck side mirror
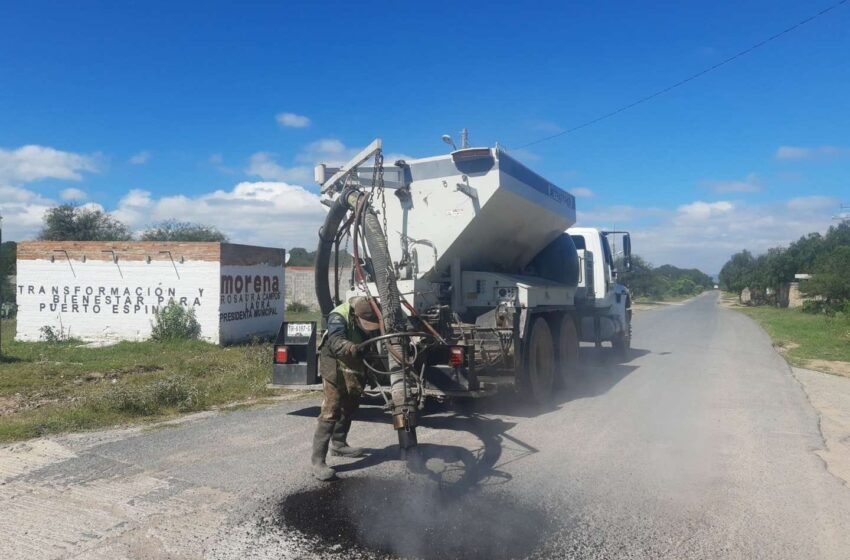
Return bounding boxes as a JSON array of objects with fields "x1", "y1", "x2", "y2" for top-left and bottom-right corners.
[{"x1": 623, "y1": 234, "x2": 632, "y2": 271}]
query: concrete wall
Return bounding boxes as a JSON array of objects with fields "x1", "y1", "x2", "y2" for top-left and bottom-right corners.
[
  {"x1": 285, "y1": 266, "x2": 352, "y2": 311},
  {"x1": 15, "y1": 241, "x2": 285, "y2": 344},
  {"x1": 787, "y1": 282, "x2": 804, "y2": 309}
]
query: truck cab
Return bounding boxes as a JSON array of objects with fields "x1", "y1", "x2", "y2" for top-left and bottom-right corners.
[{"x1": 568, "y1": 227, "x2": 632, "y2": 352}]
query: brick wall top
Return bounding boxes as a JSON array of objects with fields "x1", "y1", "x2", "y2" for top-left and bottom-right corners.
[
  {"x1": 17, "y1": 241, "x2": 222, "y2": 262},
  {"x1": 220, "y1": 243, "x2": 285, "y2": 266}
]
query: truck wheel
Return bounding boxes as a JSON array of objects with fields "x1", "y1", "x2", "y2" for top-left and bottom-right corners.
[
  {"x1": 521, "y1": 317, "x2": 555, "y2": 404},
  {"x1": 612, "y1": 310, "x2": 632, "y2": 357},
  {"x1": 554, "y1": 314, "x2": 579, "y2": 389}
]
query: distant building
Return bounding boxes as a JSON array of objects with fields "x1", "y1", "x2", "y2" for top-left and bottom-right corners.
[{"x1": 15, "y1": 241, "x2": 285, "y2": 344}]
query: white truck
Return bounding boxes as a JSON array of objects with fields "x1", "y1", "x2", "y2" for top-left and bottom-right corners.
[
  {"x1": 268, "y1": 136, "x2": 636, "y2": 452},
  {"x1": 305, "y1": 137, "x2": 632, "y2": 412}
]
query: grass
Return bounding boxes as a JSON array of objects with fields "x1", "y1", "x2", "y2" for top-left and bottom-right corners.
[
  {"x1": 736, "y1": 305, "x2": 850, "y2": 366},
  {"x1": 634, "y1": 290, "x2": 707, "y2": 304},
  {"x1": 0, "y1": 318, "x2": 284, "y2": 443},
  {"x1": 285, "y1": 310, "x2": 322, "y2": 323}
]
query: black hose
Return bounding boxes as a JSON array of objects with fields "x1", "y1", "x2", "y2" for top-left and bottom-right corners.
[{"x1": 315, "y1": 191, "x2": 354, "y2": 320}]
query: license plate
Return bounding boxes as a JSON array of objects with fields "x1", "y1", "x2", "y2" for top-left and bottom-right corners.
[{"x1": 287, "y1": 323, "x2": 312, "y2": 338}]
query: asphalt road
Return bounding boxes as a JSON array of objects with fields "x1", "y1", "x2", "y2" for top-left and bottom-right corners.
[{"x1": 3, "y1": 291, "x2": 850, "y2": 559}]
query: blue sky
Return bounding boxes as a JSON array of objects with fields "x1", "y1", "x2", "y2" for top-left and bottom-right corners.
[{"x1": 1, "y1": 0, "x2": 848, "y2": 272}]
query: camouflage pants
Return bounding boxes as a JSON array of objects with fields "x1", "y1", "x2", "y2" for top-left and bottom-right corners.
[{"x1": 319, "y1": 365, "x2": 365, "y2": 422}]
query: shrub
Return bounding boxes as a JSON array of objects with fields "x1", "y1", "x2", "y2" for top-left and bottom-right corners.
[
  {"x1": 100, "y1": 375, "x2": 205, "y2": 416},
  {"x1": 39, "y1": 325, "x2": 73, "y2": 343},
  {"x1": 286, "y1": 301, "x2": 311, "y2": 313},
  {"x1": 150, "y1": 302, "x2": 201, "y2": 341}
]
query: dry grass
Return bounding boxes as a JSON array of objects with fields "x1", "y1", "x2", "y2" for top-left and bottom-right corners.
[{"x1": 0, "y1": 319, "x2": 284, "y2": 442}]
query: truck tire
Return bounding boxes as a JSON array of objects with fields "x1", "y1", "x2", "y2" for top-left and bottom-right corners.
[
  {"x1": 612, "y1": 309, "x2": 632, "y2": 357},
  {"x1": 554, "y1": 314, "x2": 579, "y2": 390},
  {"x1": 521, "y1": 317, "x2": 555, "y2": 404}
]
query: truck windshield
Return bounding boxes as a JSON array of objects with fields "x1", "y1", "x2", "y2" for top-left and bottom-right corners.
[
  {"x1": 571, "y1": 235, "x2": 586, "y2": 250},
  {"x1": 601, "y1": 234, "x2": 614, "y2": 267}
]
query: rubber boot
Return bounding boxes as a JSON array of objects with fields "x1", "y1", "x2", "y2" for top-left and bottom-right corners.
[
  {"x1": 330, "y1": 416, "x2": 364, "y2": 458},
  {"x1": 311, "y1": 420, "x2": 336, "y2": 481}
]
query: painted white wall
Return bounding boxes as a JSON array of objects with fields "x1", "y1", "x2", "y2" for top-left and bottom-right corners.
[
  {"x1": 15, "y1": 258, "x2": 220, "y2": 343},
  {"x1": 218, "y1": 264, "x2": 285, "y2": 344}
]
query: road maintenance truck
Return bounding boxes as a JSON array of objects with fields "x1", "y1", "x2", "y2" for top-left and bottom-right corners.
[{"x1": 273, "y1": 134, "x2": 632, "y2": 451}]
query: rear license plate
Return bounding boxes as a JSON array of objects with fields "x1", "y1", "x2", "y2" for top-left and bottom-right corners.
[{"x1": 287, "y1": 323, "x2": 312, "y2": 338}]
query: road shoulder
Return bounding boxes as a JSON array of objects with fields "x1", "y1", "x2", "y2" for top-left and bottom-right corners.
[{"x1": 791, "y1": 366, "x2": 850, "y2": 487}]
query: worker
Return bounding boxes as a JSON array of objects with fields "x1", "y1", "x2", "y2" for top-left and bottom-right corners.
[{"x1": 311, "y1": 296, "x2": 382, "y2": 481}]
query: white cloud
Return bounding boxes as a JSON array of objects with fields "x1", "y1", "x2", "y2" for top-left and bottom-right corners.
[
  {"x1": 113, "y1": 181, "x2": 326, "y2": 248},
  {"x1": 571, "y1": 187, "x2": 594, "y2": 198},
  {"x1": 0, "y1": 145, "x2": 101, "y2": 240},
  {"x1": 296, "y1": 138, "x2": 353, "y2": 164},
  {"x1": 276, "y1": 112, "x2": 311, "y2": 128},
  {"x1": 0, "y1": 145, "x2": 98, "y2": 183},
  {"x1": 293, "y1": 138, "x2": 412, "y2": 168},
  {"x1": 775, "y1": 145, "x2": 850, "y2": 160},
  {"x1": 675, "y1": 200, "x2": 734, "y2": 222},
  {"x1": 580, "y1": 197, "x2": 839, "y2": 273},
  {"x1": 0, "y1": 185, "x2": 55, "y2": 240},
  {"x1": 245, "y1": 152, "x2": 311, "y2": 183},
  {"x1": 59, "y1": 188, "x2": 87, "y2": 200},
  {"x1": 129, "y1": 150, "x2": 151, "y2": 165},
  {"x1": 704, "y1": 173, "x2": 762, "y2": 193},
  {"x1": 786, "y1": 195, "x2": 839, "y2": 212}
]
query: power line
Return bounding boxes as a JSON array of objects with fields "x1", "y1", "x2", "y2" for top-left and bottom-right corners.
[{"x1": 516, "y1": 0, "x2": 849, "y2": 149}]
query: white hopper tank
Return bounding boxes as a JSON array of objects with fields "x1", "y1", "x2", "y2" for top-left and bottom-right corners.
[{"x1": 382, "y1": 147, "x2": 577, "y2": 278}]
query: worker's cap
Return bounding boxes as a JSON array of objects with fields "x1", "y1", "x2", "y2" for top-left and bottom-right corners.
[{"x1": 351, "y1": 297, "x2": 381, "y2": 332}]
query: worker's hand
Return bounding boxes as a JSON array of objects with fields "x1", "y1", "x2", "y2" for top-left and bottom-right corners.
[{"x1": 344, "y1": 342, "x2": 359, "y2": 359}]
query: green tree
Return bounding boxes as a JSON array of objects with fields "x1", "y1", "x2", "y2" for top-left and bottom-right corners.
[
  {"x1": 617, "y1": 255, "x2": 710, "y2": 300},
  {"x1": 287, "y1": 247, "x2": 316, "y2": 266},
  {"x1": 140, "y1": 220, "x2": 228, "y2": 242},
  {"x1": 800, "y1": 245, "x2": 850, "y2": 307},
  {"x1": 670, "y1": 277, "x2": 698, "y2": 296},
  {"x1": 38, "y1": 204, "x2": 132, "y2": 241},
  {"x1": 719, "y1": 250, "x2": 757, "y2": 293},
  {"x1": 0, "y1": 241, "x2": 15, "y2": 305},
  {"x1": 618, "y1": 255, "x2": 664, "y2": 299}
]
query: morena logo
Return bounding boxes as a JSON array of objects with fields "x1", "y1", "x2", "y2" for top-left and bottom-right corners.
[{"x1": 220, "y1": 274, "x2": 280, "y2": 295}]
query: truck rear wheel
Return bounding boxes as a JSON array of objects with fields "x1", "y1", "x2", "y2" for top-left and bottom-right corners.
[
  {"x1": 521, "y1": 317, "x2": 555, "y2": 404},
  {"x1": 554, "y1": 314, "x2": 579, "y2": 389},
  {"x1": 612, "y1": 309, "x2": 632, "y2": 357}
]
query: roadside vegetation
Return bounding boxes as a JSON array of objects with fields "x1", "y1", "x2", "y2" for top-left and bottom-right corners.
[
  {"x1": 285, "y1": 301, "x2": 321, "y2": 323},
  {"x1": 734, "y1": 304, "x2": 850, "y2": 374},
  {"x1": 0, "y1": 318, "x2": 279, "y2": 442},
  {"x1": 720, "y1": 222, "x2": 850, "y2": 311},
  {"x1": 720, "y1": 221, "x2": 850, "y2": 375},
  {"x1": 618, "y1": 255, "x2": 714, "y2": 302}
]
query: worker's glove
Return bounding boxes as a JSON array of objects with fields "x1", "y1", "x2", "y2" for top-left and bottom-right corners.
[
  {"x1": 366, "y1": 375, "x2": 378, "y2": 390},
  {"x1": 344, "y1": 342, "x2": 359, "y2": 359}
]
